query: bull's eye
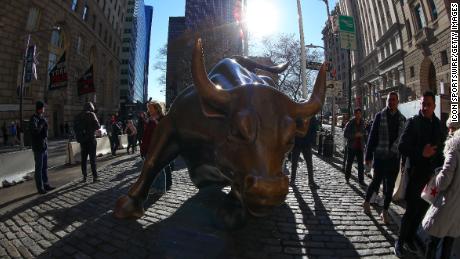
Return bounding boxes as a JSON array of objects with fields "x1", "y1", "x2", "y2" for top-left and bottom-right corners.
[{"x1": 228, "y1": 110, "x2": 256, "y2": 143}]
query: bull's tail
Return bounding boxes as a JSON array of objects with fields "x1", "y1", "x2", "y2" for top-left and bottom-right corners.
[{"x1": 231, "y1": 56, "x2": 289, "y2": 74}]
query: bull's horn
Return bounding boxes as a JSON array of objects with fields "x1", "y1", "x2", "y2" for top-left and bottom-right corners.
[
  {"x1": 192, "y1": 38, "x2": 231, "y2": 107},
  {"x1": 295, "y1": 63, "x2": 327, "y2": 117}
]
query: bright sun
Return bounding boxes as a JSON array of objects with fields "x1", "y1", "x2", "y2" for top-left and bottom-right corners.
[{"x1": 245, "y1": 0, "x2": 279, "y2": 38}]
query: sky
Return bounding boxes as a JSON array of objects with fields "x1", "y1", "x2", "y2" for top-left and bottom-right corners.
[{"x1": 144, "y1": 0, "x2": 338, "y2": 102}]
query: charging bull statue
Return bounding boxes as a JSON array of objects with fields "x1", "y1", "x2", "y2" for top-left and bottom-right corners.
[{"x1": 114, "y1": 38, "x2": 326, "y2": 227}]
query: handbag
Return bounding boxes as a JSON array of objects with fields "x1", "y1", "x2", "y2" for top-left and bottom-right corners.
[
  {"x1": 392, "y1": 157, "x2": 410, "y2": 201},
  {"x1": 421, "y1": 167, "x2": 442, "y2": 204}
]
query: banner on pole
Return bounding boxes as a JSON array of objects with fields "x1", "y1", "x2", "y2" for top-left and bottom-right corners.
[
  {"x1": 48, "y1": 52, "x2": 67, "y2": 90},
  {"x1": 25, "y1": 45, "x2": 38, "y2": 83},
  {"x1": 77, "y1": 65, "x2": 95, "y2": 96}
]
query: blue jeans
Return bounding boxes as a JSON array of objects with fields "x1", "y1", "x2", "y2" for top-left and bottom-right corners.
[{"x1": 34, "y1": 150, "x2": 48, "y2": 191}]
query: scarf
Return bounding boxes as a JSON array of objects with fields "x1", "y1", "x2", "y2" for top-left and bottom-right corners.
[{"x1": 375, "y1": 107, "x2": 406, "y2": 157}]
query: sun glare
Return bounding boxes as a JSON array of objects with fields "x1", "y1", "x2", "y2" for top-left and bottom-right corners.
[{"x1": 246, "y1": 0, "x2": 279, "y2": 38}]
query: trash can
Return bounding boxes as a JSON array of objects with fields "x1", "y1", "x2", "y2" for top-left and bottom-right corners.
[{"x1": 322, "y1": 133, "x2": 334, "y2": 157}]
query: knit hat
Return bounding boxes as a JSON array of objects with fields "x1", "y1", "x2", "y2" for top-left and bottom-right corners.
[
  {"x1": 446, "y1": 113, "x2": 460, "y2": 129},
  {"x1": 35, "y1": 101, "x2": 45, "y2": 111}
]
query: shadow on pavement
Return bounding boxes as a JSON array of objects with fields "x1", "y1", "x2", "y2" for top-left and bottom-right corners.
[{"x1": 291, "y1": 184, "x2": 360, "y2": 257}]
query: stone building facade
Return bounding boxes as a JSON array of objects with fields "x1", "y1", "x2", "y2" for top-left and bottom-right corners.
[
  {"x1": 337, "y1": 0, "x2": 406, "y2": 120},
  {"x1": 0, "y1": 0, "x2": 125, "y2": 138},
  {"x1": 394, "y1": 0, "x2": 452, "y2": 115}
]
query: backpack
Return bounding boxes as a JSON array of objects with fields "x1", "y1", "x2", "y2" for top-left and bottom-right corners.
[{"x1": 73, "y1": 113, "x2": 91, "y2": 143}]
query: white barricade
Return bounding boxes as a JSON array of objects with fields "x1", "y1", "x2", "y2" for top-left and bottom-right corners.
[
  {"x1": 66, "y1": 135, "x2": 128, "y2": 165},
  {"x1": 0, "y1": 149, "x2": 35, "y2": 187}
]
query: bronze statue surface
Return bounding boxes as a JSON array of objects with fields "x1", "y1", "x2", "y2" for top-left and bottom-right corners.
[{"x1": 114, "y1": 38, "x2": 326, "y2": 227}]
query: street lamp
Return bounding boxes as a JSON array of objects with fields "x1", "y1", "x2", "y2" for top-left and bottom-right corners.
[
  {"x1": 296, "y1": 0, "x2": 308, "y2": 98},
  {"x1": 19, "y1": 26, "x2": 60, "y2": 147}
]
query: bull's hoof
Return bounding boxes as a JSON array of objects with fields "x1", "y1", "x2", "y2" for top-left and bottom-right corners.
[{"x1": 113, "y1": 195, "x2": 145, "y2": 219}]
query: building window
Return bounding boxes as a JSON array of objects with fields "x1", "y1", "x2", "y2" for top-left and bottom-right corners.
[
  {"x1": 82, "y1": 5, "x2": 89, "y2": 20},
  {"x1": 71, "y1": 0, "x2": 78, "y2": 11},
  {"x1": 441, "y1": 50, "x2": 448, "y2": 65},
  {"x1": 76, "y1": 35, "x2": 84, "y2": 54},
  {"x1": 122, "y1": 59, "x2": 128, "y2": 64},
  {"x1": 125, "y1": 17, "x2": 132, "y2": 22},
  {"x1": 427, "y1": 0, "x2": 438, "y2": 20},
  {"x1": 104, "y1": 30, "x2": 108, "y2": 43},
  {"x1": 98, "y1": 23, "x2": 102, "y2": 37},
  {"x1": 413, "y1": 4, "x2": 426, "y2": 30},
  {"x1": 123, "y1": 38, "x2": 130, "y2": 43},
  {"x1": 25, "y1": 7, "x2": 41, "y2": 31},
  {"x1": 121, "y1": 69, "x2": 128, "y2": 74},
  {"x1": 124, "y1": 28, "x2": 131, "y2": 33},
  {"x1": 122, "y1": 47, "x2": 129, "y2": 52},
  {"x1": 410, "y1": 66, "x2": 415, "y2": 78},
  {"x1": 92, "y1": 15, "x2": 96, "y2": 29},
  {"x1": 120, "y1": 79, "x2": 128, "y2": 84},
  {"x1": 405, "y1": 19, "x2": 412, "y2": 40}
]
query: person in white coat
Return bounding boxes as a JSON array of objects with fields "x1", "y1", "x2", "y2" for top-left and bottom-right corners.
[{"x1": 422, "y1": 114, "x2": 460, "y2": 259}]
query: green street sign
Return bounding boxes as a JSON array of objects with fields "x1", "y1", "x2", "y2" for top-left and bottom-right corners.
[{"x1": 338, "y1": 15, "x2": 355, "y2": 33}]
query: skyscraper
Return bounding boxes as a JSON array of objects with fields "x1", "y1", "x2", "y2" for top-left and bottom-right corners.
[
  {"x1": 165, "y1": 0, "x2": 247, "y2": 106},
  {"x1": 144, "y1": 6, "x2": 154, "y2": 103},
  {"x1": 120, "y1": 0, "x2": 152, "y2": 116}
]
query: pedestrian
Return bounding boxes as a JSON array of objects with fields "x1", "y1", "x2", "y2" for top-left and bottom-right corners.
[
  {"x1": 29, "y1": 101, "x2": 54, "y2": 194},
  {"x1": 141, "y1": 101, "x2": 172, "y2": 193},
  {"x1": 73, "y1": 102, "x2": 101, "y2": 183},
  {"x1": 290, "y1": 116, "x2": 319, "y2": 187},
  {"x1": 422, "y1": 113, "x2": 460, "y2": 259},
  {"x1": 137, "y1": 112, "x2": 146, "y2": 146},
  {"x1": 110, "y1": 115, "x2": 121, "y2": 155},
  {"x1": 362, "y1": 92, "x2": 406, "y2": 224},
  {"x1": 10, "y1": 121, "x2": 18, "y2": 145},
  {"x1": 1, "y1": 122, "x2": 7, "y2": 146},
  {"x1": 344, "y1": 107, "x2": 366, "y2": 185},
  {"x1": 393, "y1": 91, "x2": 446, "y2": 257},
  {"x1": 125, "y1": 119, "x2": 137, "y2": 154}
]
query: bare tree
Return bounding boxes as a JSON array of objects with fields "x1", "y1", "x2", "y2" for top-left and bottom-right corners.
[{"x1": 259, "y1": 34, "x2": 323, "y2": 101}]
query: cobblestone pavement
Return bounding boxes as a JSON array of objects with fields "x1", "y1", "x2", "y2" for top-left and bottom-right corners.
[{"x1": 0, "y1": 154, "x2": 405, "y2": 259}]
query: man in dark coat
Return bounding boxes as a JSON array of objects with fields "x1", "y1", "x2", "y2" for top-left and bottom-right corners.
[
  {"x1": 74, "y1": 102, "x2": 101, "y2": 182},
  {"x1": 344, "y1": 108, "x2": 366, "y2": 185},
  {"x1": 290, "y1": 116, "x2": 319, "y2": 187},
  {"x1": 393, "y1": 91, "x2": 445, "y2": 257},
  {"x1": 29, "y1": 101, "x2": 54, "y2": 194},
  {"x1": 363, "y1": 92, "x2": 406, "y2": 224}
]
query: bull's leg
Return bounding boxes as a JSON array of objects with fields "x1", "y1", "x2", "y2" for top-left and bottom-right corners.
[
  {"x1": 217, "y1": 189, "x2": 247, "y2": 229},
  {"x1": 114, "y1": 116, "x2": 179, "y2": 219}
]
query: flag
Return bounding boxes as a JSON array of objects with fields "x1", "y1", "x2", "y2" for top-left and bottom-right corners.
[
  {"x1": 25, "y1": 45, "x2": 38, "y2": 83},
  {"x1": 77, "y1": 65, "x2": 95, "y2": 96},
  {"x1": 49, "y1": 52, "x2": 67, "y2": 90}
]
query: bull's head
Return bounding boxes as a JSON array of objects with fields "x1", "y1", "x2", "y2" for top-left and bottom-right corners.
[{"x1": 192, "y1": 39, "x2": 326, "y2": 216}]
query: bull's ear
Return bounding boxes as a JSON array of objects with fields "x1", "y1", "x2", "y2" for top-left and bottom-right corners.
[{"x1": 295, "y1": 117, "x2": 310, "y2": 136}]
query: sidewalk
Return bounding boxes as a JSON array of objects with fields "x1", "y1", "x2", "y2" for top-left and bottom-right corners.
[{"x1": 0, "y1": 152, "x2": 406, "y2": 258}]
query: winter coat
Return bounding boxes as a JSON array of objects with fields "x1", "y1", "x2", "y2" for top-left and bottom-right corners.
[
  {"x1": 398, "y1": 112, "x2": 445, "y2": 188},
  {"x1": 344, "y1": 117, "x2": 366, "y2": 150},
  {"x1": 125, "y1": 122, "x2": 137, "y2": 137},
  {"x1": 29, "y1": 113, "x2": 48, "y2": 152},
  {"x1": 422, "y1": 129, "x2": 460, "y2": 238},
  {"x1": 140, "y1": 118, "x2": 158, "y2": 157},
  {"x1": 294, "y1": 116, "x2": 318, "y2": 149}
]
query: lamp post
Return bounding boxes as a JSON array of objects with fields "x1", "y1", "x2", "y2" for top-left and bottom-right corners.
[
  {"x1": 19, "y1": 26, "x2": 60, "y2": 148},
  {"x1": 296, "y1": 0, "x2": 307, "y2": 98}
]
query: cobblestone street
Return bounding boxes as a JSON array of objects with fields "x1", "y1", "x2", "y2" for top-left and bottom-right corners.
[{"x1": 0, "y1": 153, "x2": 403, "y2": 259}]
